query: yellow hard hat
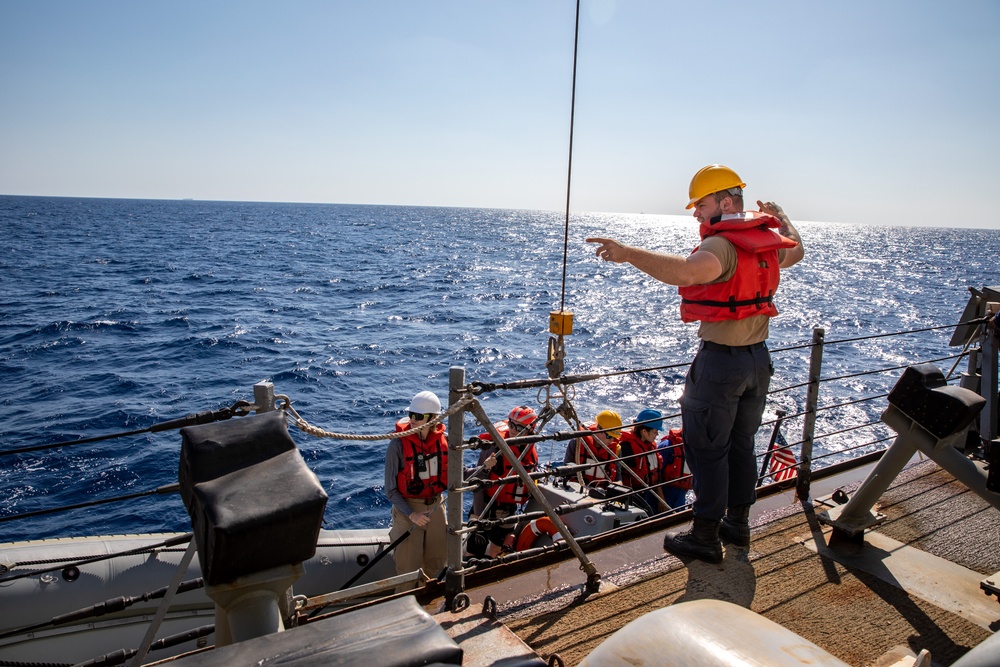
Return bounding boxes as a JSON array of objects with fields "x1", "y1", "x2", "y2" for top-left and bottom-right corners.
[
  {"x1": 595, "y1": 409, "x2": 623, "y2": 438},
  {"x1": 686, "y1": 164, "x2": 746, "y2": 209}
]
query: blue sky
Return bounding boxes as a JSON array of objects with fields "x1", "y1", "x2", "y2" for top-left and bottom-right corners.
[{"x1": 1, "y1": 1, "x2": 998, "y2": 228}]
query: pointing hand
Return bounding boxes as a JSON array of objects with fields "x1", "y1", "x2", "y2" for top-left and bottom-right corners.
[{"x1": 586, "y1": 237, "x2": 628, "y2": 263}]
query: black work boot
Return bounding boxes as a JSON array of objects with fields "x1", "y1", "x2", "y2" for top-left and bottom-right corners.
[
  {"x1": 719, "y1": 504, "x2": 751, "y2": 549},
  {"x1": 662, "y1": 517, "x2": 723, "y2": 564}
]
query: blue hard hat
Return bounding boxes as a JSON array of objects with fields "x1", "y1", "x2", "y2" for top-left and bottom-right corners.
[{"x1": 635, "y1": 409, "x2": 663, "y2": 431}]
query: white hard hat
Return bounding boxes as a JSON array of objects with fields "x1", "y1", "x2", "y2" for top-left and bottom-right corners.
[{"x1": 407, "y1": 390, "x2": 441, "y2": 414}]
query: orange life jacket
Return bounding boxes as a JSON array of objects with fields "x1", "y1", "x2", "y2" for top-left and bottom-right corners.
[
  {"x1": 617, "y1": 429, "x2": 661, "y2": 489},
  {"x1": 395, "y1": 419, "x2": 448, "y2": 500},
  {"x1": 571, "y1": 425, "x2": 618, "y2": 485},
  {"x1": 657, "y1": 428, "x2": 692, "y2": 490},
  {"x1": 679, "y1": 212, "x2": 798, "y2": 323},
  {"x1": 478, "y1": 426, "x2": 539, "y2": 506}
]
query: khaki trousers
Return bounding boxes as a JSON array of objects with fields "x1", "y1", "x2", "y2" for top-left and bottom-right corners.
[{"x1": 390, "y1": 497, "x2": 447, "y2": 589}]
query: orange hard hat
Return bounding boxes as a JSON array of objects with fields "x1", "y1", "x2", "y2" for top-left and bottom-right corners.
[{"x1": 507, "y1": 405, "x2": 537, "y2": 430}]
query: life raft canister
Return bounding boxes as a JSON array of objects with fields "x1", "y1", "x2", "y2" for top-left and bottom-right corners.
[
  {"x1": 515, "y1": 516, "x2": 560, "y2": 551},
  {"x1": 679, "y1": 212, "x2": 798, "y2": 323}
]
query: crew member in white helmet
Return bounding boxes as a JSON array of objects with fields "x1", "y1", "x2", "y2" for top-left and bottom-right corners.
[{"x1": 384, "y1": 390, "x2": 449, "y2": 588}]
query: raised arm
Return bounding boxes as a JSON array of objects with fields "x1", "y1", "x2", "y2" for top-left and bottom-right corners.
[
  {"x1": 758, "y1": 201, "x2": 804, "y2": 268},
  {"x1": 586, "y1": 237, "x2": 723, "y2": 287}
]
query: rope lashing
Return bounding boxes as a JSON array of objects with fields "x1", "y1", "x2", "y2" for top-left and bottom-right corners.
[{"x1": 282, "y1": 392, "x2": 477, "y2": 441}]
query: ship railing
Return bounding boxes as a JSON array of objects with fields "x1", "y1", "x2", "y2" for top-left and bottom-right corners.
[
  {"x1": 442, "y1": 298, "x2": 997, "y2": 601},
  {"x1": 455, "y1": 324, "x2": 979, "y2": 519}
]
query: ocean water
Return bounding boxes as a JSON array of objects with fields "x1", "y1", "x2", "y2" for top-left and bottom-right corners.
[{"x1": 0, "y1": 195, "x2": 996, "y2": 543}]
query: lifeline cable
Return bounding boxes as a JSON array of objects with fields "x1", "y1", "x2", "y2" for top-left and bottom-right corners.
[
  {"x1": 0, "y1": 400, "x2": 255, "y2": 458},
  {"x1": 0, "y1": 577, "x2": 205, "y2": 641},
  {"x1": 0, "y1": 483, "x2": 180, "y2": 525}
]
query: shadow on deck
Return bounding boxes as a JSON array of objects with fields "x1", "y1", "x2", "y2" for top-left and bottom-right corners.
[{"x1": 480, "y1": 460, "x2": 999, "y2": 666}]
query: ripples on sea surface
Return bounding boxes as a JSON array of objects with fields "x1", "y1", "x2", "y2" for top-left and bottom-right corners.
[{"x1": 0, "y1": 196, "x2": 996, "y2": 541}]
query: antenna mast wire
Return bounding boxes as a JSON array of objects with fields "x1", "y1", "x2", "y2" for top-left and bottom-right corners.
[{"x1": 559, "y1": 0, "x2": 581, "y2": 314}]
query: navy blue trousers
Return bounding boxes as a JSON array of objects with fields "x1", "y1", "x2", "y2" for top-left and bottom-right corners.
[{"x1": 679, "y1": 342, "x2": 772, "y2": 521}]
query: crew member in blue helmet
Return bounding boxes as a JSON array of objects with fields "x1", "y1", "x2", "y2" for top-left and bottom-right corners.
[{"x1": 616, "y1": 408, "x2": 666, "y2": 513}]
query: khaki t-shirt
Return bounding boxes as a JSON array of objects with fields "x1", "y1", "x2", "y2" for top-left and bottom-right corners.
[{"x1": 692, "y1": 236, "x2": 770, "y2": 346}]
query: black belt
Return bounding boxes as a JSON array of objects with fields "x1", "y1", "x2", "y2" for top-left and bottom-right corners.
[
  {"x1": 701, "y1": 340, "x2": 766, "y2": 353},
  {"x1": 413, "y1": 495, "x2": 441, "y2": 505}
]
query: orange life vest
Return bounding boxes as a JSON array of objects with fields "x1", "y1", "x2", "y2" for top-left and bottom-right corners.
[
  {"x1": 478, "y1": 426, "x2": 539, "y2": 506},
  {"x1": 617, "y1": 429, "x2": 661, "y2": 489},
  {"x1": 571, "y1": 425, "x2": 618, "y2": 485},
  {"x1": 679, "y1": 212, "x2": 798, "y2": 323},
  {"x1": 395, "y1": 419, "x2": 448, "y2": 500},
  {"x1": 657, "y1": 428, "x2": 692, "y2": 490}
]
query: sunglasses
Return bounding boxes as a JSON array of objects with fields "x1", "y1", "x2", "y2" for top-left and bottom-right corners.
[{"x1": 409, "y1": 412, "x2": 435, "y2": 422}]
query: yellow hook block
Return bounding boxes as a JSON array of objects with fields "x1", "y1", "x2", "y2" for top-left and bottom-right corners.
[{"x1": 549, "y1": 310, "x2": 574, "y2": 336}]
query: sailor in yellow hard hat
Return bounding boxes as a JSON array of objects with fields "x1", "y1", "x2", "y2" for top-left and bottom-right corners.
[
  {"x1": 585, "y1": 165, "x2": 804, "y2": 563},
  {"x1": 685, "y1": 164, "x2": 747, "y2": 211},
  {"x1": 564, "y1": 409, "x2": 623, "y2": 487}
]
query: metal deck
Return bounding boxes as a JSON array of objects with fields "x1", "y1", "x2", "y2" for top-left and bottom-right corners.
[{"x1": 453, "y1": 457, "x2": 1000, "y2": 666}]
